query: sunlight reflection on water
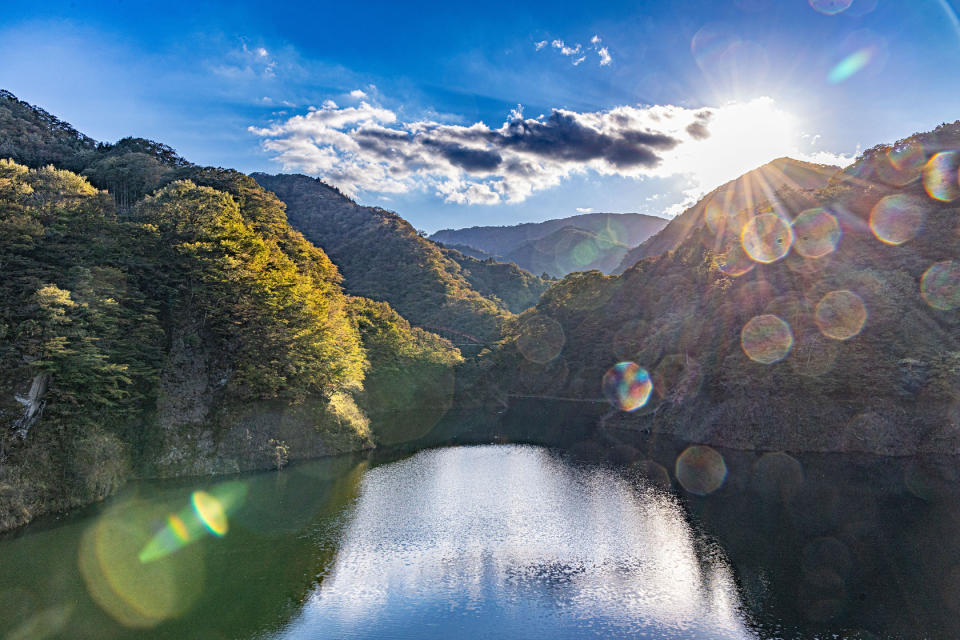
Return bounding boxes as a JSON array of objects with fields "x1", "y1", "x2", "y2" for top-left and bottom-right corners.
[{"x1": 274, "y1": 445, "x2": 754, "y2": 640}]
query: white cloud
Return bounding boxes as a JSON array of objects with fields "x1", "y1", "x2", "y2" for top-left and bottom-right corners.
[
  {"x1": 349, "y1": 89, "x2": 368, "y2": 100},
  {"x1": 537, "y1": 35, "x2": 611, "y2": 67},
  {"x1": 551, "y1": 39, "x2": 582, "y2": 56},
  {"x1": 212, "y1": 43, "x2": 278, "y2": 79},
  {"x1": 250, "y1": 95, "x2": 853, "y2": 208},
  {"x1": 576, "y1": 207, "x2": 593, "y2": 213}
]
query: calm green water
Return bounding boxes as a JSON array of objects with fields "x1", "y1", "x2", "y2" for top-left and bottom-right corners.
[{"x1": 1, "y1": 443, "x2": 959, "y2": 639}]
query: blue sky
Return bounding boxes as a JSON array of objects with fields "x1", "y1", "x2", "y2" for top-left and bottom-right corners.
[{"x1": 2, "y1": 0, "x2": 959, "y2": 232}]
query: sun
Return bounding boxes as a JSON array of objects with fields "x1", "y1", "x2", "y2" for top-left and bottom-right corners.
[{"x1": 683, "y1": 97, "x2": 800, "y2": 190}]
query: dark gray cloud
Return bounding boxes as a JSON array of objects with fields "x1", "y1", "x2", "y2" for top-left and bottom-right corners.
[
  {"x1": 686, "y1": 122, "x2": 711, "y2": 140},
  {"x1": 249, "y1": 98, "x2": 717, "y2": 204}
]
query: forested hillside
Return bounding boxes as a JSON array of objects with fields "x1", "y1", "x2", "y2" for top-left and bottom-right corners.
[
  {"x1": 0, "y1": 91, "x2": 462, "y2": 531},
  {"x1": 252, "y1": 173, "x2": 549, "y2": 343},
  {"x1": 499, "y1": 226, "x2": 630, "y2": 277},
  {"x1": 470, "y1": 124, "x2": 960, "y2": 458},
  {"x1": 614, "y1": 157, "x2": 839, "y2": 272}
]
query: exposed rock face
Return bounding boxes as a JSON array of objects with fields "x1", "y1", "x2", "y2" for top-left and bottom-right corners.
[
  {"x1": 151, "y1": 318, "x2": 373, "y2": 479},
  {"x1": 12, "y1": 373, "x2": 49, "y2": 439}
]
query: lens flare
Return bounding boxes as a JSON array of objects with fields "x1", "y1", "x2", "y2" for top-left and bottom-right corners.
[
  {"x1": 827, "y1": 48, "x2": 873, "y2": 83},
  {"x1": 630, "y1": 459, "x2": 672, "y2": 489},
  {"x1": 922, "y1": 151, "x2": 960, "y2": 202},
  {"x1": 876, "y1": 140, "x2": 926, "y2": 186},
  {"x1": 516, "y1": 316, "x2": 565, "y2": 364},
  {"x1": 792, "y1": 207, "x2": 841, "y2": 259},
  {"x1": 815, "y1": 290, "x2": 867, "y2": 340},
  {"x1": 788, "y1": 333, "x2": 839, "y2": 377},
  {"x1": 675, "y1": 445, "x2": 728, "y2": 495},
  {"x1": 752, "y1": 452, "x2": 804, "y2": 499},
  {"x1": 79, "y1": 502, "x2": 205, "y2": 628},
  {"x1": 718, "y1": 241, "x2": 755, "y2": 277},
  {"x1": 809, "y1": 0, "x2": 852, "y2": 14},
  {"x1": 652, "y1": 354, "x2": 703, "y2": 404},
  {"x1": 704, "y1": 200, "x2": 727, "y2": 235},
  {"x1": 741, "y1": 314, "x2": 793, "y2": 364},
  {"x1": 192, "y1": 491, "x2": 228, "y2": 537},
  {"x1": 690, "y1": 25, "x2": 740, "y2": 74},
  {"x1": 137, "y1": 513, "x2": 204, "y2": 564},
  {"x1": 602, "y1": 361, "x2": 653, "y2": 412},
  {"x1": 741, "y1": 213, "x2": 793, "y2": 263},
  {"x1": 921, "y1": 261, "x2": 960, "y2": 310},
  {"x1": 138, "y1": 482, "x2": 247, "y2": 563},
  {"x1": 168, "y1": 515, "x2": 189, "y2": 542},
  {"x1": 869, "y1": 194, "x2": 926, "y2": 245}
]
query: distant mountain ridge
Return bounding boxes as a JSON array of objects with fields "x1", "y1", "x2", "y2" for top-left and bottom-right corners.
[
  {"x1": 499, "y1": 226, "x2": 630, "y2": 277},
  {"x1": 432, "y1": 212, "x2": 667, "y2": 277}
]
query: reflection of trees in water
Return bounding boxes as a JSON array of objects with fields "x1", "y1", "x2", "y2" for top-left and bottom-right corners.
[
  {"x1": 659, "y1": 446, "x2": 960, "y2": 639},
  {"x1": 0, "y1": 454, "x2": 369, "y2": 640}
]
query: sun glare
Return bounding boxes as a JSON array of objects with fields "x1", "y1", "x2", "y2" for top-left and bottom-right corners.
[{"x1": 678, "y1": 97, "x2": 800, "y2": 190}]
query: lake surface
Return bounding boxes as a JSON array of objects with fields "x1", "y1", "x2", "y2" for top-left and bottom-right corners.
[{"x1": 1, "y1": 442, "x2": 959, "y2": 639}]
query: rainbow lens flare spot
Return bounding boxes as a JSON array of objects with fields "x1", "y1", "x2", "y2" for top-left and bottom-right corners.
[
  {"x1": 168, "y1": 515, "x2": 190, "y2": 542},
  {"x1": 704, "y1": 200, "x2": 726, "y2": 235},
  {"x1": 876, "y1": 140, "x2": 926, "y2": 186},
  {"x1": 79, "y1": 502, "x2": 206, "y2": 628},
  {"x1": 815, "y1": 290, "x2": 867, "y2": 340},
  {"x1": 675, "y1": 446, "x2": 728, "y2": 495},
  {"x1": 741, "y1": 213, "x2": 793, "y2": 263},
  {"x1": 792, "y1": 207, "x2": 841, "y2": 259},
  {"x1": 718, "y1": 242, "x2": 755, "y2": 277},
  {"x1": 741, "y1": 314, "x2": 794, "y2": 364},
  {"x1": 809, "y1": 0, "x2": 852, "y2": 14},
  {"x1": 602, "y1": 361, "x2": 653, "y2": 412},
  {"x1": 869, "y1": 194, "x2": 926, "y2": 245},
  {"x1": 921, "y1": 261, "x2": 960, "y2": 310},
  {"x1": 827, "y1": 47, "x2": 873, "y2": 83},
  {"x1": 191, "y1": 491, "x2": 228, "y2": 537},
  {"x1": 922, "y1": 151, "x2": 960, "y2": 202}
]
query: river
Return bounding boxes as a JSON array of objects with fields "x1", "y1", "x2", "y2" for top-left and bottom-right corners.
[{"x1": 1, "y1": 443, "x2": 958, "y2": 639}]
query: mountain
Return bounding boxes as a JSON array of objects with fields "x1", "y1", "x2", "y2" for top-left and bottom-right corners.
[
  {"x1": 0, "y1": 91, "x2": 462, "y2": 532},
  {"x1": 613, "y1": 158, "x2": 840, "y2": 273},
  {"x1": 251, "y1": 173, "x2": 550, "y2": 342},
  {"x1": 431, "y1": 212, "x2": 668, "y2": 276},
  {"x1": 467, "y1": 123, "x2": 960, "y2": 459},
  {"x1": 440, "y1": 248, "x2": 555, "y2": 312},
  {"x1": 500, "y1": 226, "x2": 631, "y2": 277}
]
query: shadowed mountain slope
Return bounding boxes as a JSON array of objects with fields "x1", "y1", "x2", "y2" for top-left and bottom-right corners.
[
  {"x1": 614, "y1": 158, "x2": 840, "y2": 273},
  {"x1": 252, "y1": 173, "x2": 550, "y2": 342},
  {"x1": 468, "y1": 123, "x2": 960, "y2": 457}
]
